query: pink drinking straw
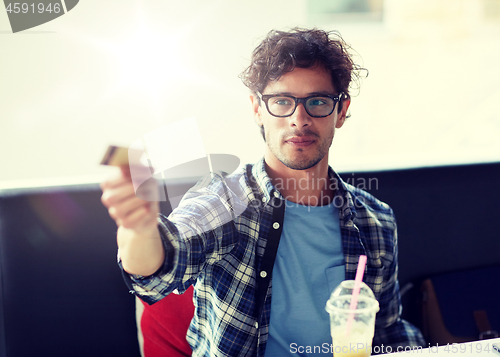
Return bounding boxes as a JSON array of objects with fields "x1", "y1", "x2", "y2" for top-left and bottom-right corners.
[{"x1": 345, "y1": 255, "x2": 367, "y2": 337}]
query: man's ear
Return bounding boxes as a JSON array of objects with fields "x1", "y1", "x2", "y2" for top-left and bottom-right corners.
[
  {"x1": 335, "y1": 99, "x2": 351, "y2": 129},
  {"x1": 250, "y1": 94, "x2": 263, "y2": 126}
]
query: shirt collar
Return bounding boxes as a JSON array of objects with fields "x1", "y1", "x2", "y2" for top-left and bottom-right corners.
[
  {"x1": 328, "y1": 167, "x2": 357, "y2": 223},
  {"x1": 251, "y1": 158, "x2": 357, "y2": 219},
  {"x1": 251, "y1": 158, "x2": 279, "y2": 205}
]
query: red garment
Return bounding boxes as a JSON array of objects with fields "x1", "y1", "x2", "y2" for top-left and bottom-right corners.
[{"x1": 140, "y1": 286, "x2": 195, "y2": 357}]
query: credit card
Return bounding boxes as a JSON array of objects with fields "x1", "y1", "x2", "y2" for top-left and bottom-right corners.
[{"x1": 100, "y1": 145, "x2": 131, "y2": 166}]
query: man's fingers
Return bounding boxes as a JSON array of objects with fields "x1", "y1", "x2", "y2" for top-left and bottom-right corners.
[
  {"x1": 101, "y1": 183, "x2": 136, "y2": 208},
  {"x1": 107, "y1": 195, "x2": 150, "y2": 222},
  {"x1": 120, "y1": 165, "x2": 132, "y2": 178},
  {"x1": 100, "y1": 164, "x2": 161, "y2": 231},
  {"x1": 119, "y1": 203, "x2": 158, "y2": 229}
]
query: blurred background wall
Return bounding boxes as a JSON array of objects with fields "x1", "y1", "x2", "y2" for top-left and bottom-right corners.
[{"x1": 1, "y1": 0, "x2": 499, "y2": 187}]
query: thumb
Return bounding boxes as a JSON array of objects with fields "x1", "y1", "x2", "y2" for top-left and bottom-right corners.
[{"x1": 120, "y1": 165, "x2": 132, "y2": 178}]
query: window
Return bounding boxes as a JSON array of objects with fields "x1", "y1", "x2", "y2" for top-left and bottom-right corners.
[{"x1": 307, "y1": 0, "x2": 384, "y2": 24}]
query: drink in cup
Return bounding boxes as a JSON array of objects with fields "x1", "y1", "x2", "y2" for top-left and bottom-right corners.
[{"x1": 325, "y1": 281, "x2": 379, "y2": 357}]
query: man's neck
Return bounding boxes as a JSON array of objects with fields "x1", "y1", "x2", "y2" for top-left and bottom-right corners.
[{"x1": 264, "y1": 154, "x2": 334, "y2": 206}]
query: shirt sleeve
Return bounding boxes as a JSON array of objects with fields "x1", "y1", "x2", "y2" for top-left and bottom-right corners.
[
  {"x1": 372, "y1": 226, "x2": 426, "y2": 352},
  {"x1": 119, "y1": 173, "x2": 242, "y2": 305}
]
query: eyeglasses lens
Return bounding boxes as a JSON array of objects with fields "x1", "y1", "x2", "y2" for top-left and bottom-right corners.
[{"x1": 266, "y1": 96, "x2": 335, "y2": 117}]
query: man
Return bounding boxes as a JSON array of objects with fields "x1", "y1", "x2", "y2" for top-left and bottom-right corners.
[{"x1": 101, "y1": 28, "x2": 425, "y2": 356}]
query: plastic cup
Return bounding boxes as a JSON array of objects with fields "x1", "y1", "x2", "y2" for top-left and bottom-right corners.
[{"x1": 325, "y1": 281, "x2": 379, "y2": 357}]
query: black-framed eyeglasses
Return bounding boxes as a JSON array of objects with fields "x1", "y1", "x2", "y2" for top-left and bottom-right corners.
[{"x1": 257, "y1": 92, "x2": 344, "y2": 118}]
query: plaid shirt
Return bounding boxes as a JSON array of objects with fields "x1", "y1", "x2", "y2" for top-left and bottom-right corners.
[{"x1": 122, "y1": 158, "x2": 425, "y2": 356}]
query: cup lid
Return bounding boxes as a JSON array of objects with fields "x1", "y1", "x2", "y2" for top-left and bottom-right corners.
[
  {"x1": 325, "y1": 280, "x2": 380, "y2": 314},
  {"x1": 329, "y1": 280, "x2": 376, "y2": 300}
]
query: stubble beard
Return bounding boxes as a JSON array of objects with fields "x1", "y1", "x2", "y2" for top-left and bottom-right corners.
[{"x1": 267, "y1": 128, "x2": 335, "y2": 171}]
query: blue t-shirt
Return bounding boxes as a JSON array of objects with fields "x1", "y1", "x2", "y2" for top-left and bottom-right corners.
[{"x1": 265, "y1": 200, "x2": 345, "y2": 356}]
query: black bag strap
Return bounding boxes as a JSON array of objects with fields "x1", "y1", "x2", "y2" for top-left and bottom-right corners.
[
  {"x1": 256, "y1": 197, "x2": 284, "y2": 321},
  {"x1": 246, "y1": 165, "x2": 285, "y2": 321}
]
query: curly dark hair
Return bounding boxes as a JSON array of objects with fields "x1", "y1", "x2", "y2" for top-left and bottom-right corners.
[{"x1": 240, "y1": 27, "x2": 364, "y2": 100}]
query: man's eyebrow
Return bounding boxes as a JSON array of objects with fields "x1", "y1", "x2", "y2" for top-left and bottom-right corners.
[
  {"x1": 264, "y1": 91, "x2": 295, "y2": 96},
  {"x1": 307, "y1": 91, "x2": 336, "y2": 96}
]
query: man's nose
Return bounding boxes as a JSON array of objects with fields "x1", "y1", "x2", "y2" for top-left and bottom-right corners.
[{"x1": 289, "y1": 103, "x2": 312, "y2": 128}]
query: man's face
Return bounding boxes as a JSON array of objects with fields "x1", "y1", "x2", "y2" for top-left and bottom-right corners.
[{"x1": 251, "y1": 66, "x2": 350, "y2": 171}]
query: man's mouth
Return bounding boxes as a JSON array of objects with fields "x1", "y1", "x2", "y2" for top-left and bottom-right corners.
[{"x1": 285, "y1": 136, "x2": 316, "y2": 147}]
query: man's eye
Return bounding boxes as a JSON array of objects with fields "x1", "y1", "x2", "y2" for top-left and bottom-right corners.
[
  {"x1": 273, "y1": 98, "x2": 293, "y2": 106},
  {"x1": 308, "y1": 98, "x2": 328, "y2": 106}
]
